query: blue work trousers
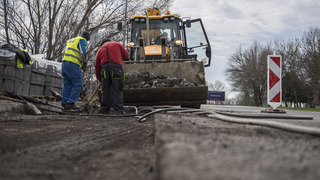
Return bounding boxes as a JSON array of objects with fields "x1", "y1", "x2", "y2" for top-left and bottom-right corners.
[{"x1": 61, "y1": 61, "x2": 83, "y2": 105}]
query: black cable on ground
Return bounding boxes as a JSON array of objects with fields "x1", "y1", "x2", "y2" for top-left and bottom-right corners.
[
  {"x1": 138, "y1": 108, "x2": 209, "y2": 122},
  {"x1": 82, "y1": 113, "x2": 145, "y2": 118}
]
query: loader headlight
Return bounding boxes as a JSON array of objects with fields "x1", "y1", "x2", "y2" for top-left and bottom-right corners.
[
  {"x1": 127, "y1": 42, "x2": 135, "y2": 47},
  {"x1": 134, "y1": 18, "x2": 145, "y2": 22},
  {"x1": 175, "y1": 40, "x2": 183, "y2": 46}
]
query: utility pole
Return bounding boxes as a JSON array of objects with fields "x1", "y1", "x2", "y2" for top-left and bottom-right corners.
[{"x1": 123, "y1": 0, "x2": 128, "y2": 46}]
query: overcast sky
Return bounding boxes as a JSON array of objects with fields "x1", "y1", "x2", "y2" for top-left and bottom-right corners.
[{"x1": 170, "y1": 0, "x2": 320, "y2": 97}]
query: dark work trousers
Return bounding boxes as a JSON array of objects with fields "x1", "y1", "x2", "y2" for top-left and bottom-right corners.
[{"x1": 100, "y1": 63, "x2": 124, "y2": 113}]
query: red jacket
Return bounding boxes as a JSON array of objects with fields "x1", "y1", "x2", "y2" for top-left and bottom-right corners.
[{"x1": 95, "y1": 41, "x2": 129, "y2": 81}]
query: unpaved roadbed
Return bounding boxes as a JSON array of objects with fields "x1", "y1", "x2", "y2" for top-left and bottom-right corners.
[
  {"x1": 0, "y1": 114, "x2": 155, "y2": 180},
  {"x1": 1, "y1": 112, "x2": 320, "y2": 180}
]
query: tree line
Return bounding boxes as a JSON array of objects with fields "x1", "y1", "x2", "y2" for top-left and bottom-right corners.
[
  {"x1": 1, "y1": 0, "x2": 172, "y2": 60},
  {"x1": 0, "y1": 0, "x2": 173, "y2": 95},
  {"x1": 226, "y1": 27, "x2": 320, "y2": 108}
]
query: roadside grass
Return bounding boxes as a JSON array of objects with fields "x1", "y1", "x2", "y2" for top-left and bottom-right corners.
[{"x1": 279, "y1": 107, "x2": 320, "y2": 112}]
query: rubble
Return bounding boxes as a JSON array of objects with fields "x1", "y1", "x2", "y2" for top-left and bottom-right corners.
[{"x1": 125, "y1": 70, "x2": 200, "y2": 89}]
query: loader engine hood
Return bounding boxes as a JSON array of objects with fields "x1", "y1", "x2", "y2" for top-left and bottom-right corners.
[{"x1": 144, "y1": 45, "x2": 170, "y2": 60}]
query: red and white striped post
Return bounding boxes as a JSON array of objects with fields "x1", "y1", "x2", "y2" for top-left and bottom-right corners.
[{"x1": 267, "y1": 55, "x2": 282, "y2": 110}]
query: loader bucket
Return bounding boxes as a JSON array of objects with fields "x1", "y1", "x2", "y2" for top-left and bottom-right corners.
[{"x1": 123, "y1": 61, "x2": 208, "y2": 106}]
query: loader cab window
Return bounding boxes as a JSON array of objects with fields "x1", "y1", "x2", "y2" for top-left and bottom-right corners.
[
  {"x1": 131, "y1": 18, "x2": 179, "y2": 46},
  {"x1": 184, "y1": 19, "x2": 211, "y2": 67}
]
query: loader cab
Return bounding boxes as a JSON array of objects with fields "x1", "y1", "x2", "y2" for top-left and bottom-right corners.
[
  {"x1": 130, "y1": 18, "x2": 178, "y2": 46},
  {"x1": 127, "y1": 10, "x2": 211, "y2": 67},
  {"x1": 128, "y1": 15, "x2": 181, "y2": 61}
]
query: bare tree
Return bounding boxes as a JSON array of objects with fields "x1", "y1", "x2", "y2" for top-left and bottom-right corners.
[
  {"x1": 226, "y1": 41, "x2": 272, "y2": 106},
  {"x1": 0, "y1": 0, "x2": 173, "y2": 58},
  {"x1": 209, "y1": 80, "x2": 225, "y2": 91},
  {"x1": 300, "y1": 27, "x2": 320, "y2": 107},
  {"x1": 143, "y1": 0, "x2": 173, "y2": 10},
  {"x1": 0, "y1": 0, "x2": 10, "y2": 44},
  {"x1": 273, "y1": 38, "x2": 313, "y2": 107},
  {"x1": 0, "y1": 0, "x2": 174, "y2": 98}
]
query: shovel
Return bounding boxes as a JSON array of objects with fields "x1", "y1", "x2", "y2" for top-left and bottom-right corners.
[{"x1": 83, "y1": 83, "x2": 101, "y2": 113}]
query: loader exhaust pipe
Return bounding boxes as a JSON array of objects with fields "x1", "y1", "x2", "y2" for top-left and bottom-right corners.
[
  {"x1": 161, "y1": 37, "x2": 168, "y2": 62},
  {"x1": 138, "y1": 37, "x2": 145, "y2": 62},
  {"x1": 145, "y1": 11, "x2": 150, "y2": 46}
]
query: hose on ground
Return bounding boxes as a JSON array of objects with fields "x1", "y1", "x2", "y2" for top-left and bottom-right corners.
[
  {"x1": 138, "y1": 108, "x2": 320, "y2": 137},
  {"x1": 38, "y1": 105, "x2": 320, "y2": 137},
  {"x1": 209, "y1": 113, "x2": 320, "y2": 136}
]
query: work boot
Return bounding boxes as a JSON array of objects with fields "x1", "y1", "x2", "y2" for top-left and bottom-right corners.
[
  {"x1": 64, "y1": 103, "x2": 81, "y2": 110},
  {"x1": 62, "y1": 104, "x2": 70, "y2": 110},
  {"x1": 70, "y1": 102, "x2": 81, "y2": 110}
]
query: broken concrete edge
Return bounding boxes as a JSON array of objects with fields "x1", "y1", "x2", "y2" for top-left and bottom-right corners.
[
  {"x1": 0, "y1": 100, "x2": 26, "y2": 117},
  {"x1": 153, "y1": 113, "x2": 202, "y2": 180}
]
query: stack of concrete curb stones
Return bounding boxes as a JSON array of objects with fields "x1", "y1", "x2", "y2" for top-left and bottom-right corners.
[{"x1": 0, "y1": 49, "x2": 62, "y2": 97}]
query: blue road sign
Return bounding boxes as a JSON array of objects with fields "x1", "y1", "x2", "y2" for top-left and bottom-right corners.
[{"x1": 208, "y1": 91, "x2": 225, "y2": 101}]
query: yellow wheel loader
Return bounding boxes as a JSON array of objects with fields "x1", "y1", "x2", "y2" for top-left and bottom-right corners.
[{"x1": 121, "y1": 8, "x2": 211, "y2": 108}]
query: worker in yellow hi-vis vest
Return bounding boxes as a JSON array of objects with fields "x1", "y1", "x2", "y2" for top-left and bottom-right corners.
[
  {"x1": 0, "y1": 44, "x2": 31, "y2": 68},
  {"x1": 16, "y1": 48, "x2": 31, "y2": 68},
  {"x1": 61, "y1": 32, "x2": 90, "y2": 110}
]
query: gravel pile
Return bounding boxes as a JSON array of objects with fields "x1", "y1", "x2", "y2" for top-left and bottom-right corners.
[{"x1": 125, "y1": 71, "x2": 199, "y2": 88}]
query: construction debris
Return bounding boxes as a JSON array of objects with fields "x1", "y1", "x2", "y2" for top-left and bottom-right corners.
[{"x1": 125, "y1": 71, "x2": 201, "y2": 89}]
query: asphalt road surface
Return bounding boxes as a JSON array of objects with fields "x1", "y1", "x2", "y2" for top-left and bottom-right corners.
[
  {"x1": 202, "y1": 105, "x2": 320, "y2": 119},
  {"x1": 202, "y1": 105, "x2": 320, "y2": 129}
]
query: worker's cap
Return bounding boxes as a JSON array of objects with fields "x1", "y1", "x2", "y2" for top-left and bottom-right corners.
[
  {"x1": 100, "y1": 39, "x2": 111, "y2": 46},
  {"x1": 82, "y1": 32, "x2": 90, "y2": 41}
]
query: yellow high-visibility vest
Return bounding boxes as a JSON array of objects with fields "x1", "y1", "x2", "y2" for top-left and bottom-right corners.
[
  {"x1": 62, "y1": 36, "x2": 87, "y2": 67},
  {"x1": 16, "y1": 48, "x2": 31, "y2": 68},
  {"x1": 16, "y1": 59, "x2": 23, "y2": 68}
]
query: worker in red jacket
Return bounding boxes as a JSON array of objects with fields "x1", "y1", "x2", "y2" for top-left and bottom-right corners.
[{"x1": 95, "y1": 39, "x2": 129, "y2": 114}]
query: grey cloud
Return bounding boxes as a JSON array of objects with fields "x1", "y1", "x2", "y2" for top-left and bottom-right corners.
[{"x1": 220, "y1": 2, "x2": 243, "y2": 19}]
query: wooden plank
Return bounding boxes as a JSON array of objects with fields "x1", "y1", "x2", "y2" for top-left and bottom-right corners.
[{"x1": 0, "y1": 95, "x2": 25, "y2": 103}]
